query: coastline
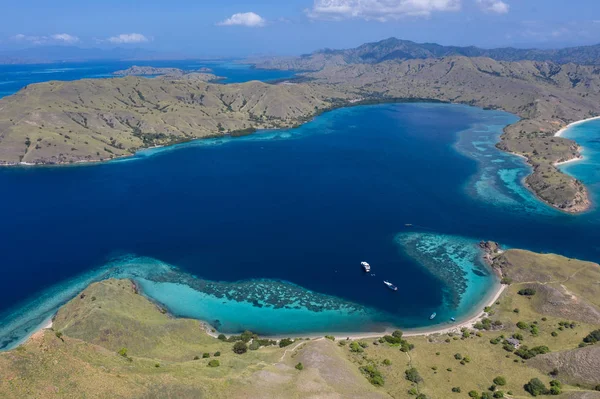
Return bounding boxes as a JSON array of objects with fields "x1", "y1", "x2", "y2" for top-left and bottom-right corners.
[{"x1": 554, "y1": 116, "x2": 600, "y2": 137}]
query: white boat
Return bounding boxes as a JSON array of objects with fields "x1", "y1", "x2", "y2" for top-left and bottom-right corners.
[
  {"x1": 429, "y1": 312, "x2": 437, "y2": 320},
  {"x1": 361, "y1": 261, "x2": 371, "y2": 272},
  {"x1": 383, "y1": 280, "x2": 398, "y2": 291}
]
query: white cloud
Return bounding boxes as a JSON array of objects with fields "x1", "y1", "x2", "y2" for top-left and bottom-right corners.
[
  {"x1": 477, "y1": 0, "x2": 509, "y2": 14},
  {"x1": 10, "y1": 33, "x2": 79, "y2": 45},
  {"x1": 107, "y1": 33, "x2": 150, "y2": 44},
  {"x1": 217, "y1": 12, "x2": 267, "y2": 27},
  {"x1": 50, "y1": 33, "x2": 80, "y2": 44},
  {"x1": 307, "y1": 0, "x2": 461, "y2": 21}
]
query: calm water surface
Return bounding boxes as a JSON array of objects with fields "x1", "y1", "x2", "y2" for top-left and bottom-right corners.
[{"x1": 0, "y1": 65, "x2": 599, "y2": 349}]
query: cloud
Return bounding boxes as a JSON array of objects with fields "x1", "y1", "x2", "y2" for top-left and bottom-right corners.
[
  {"x1": 10, "y1": 33, "x2": 79, "y2": 45},
  {"x1": 107, "y1": 33, "x2": 150, "y2": 44},
  {"x1": 306, "y1": 0, "x2": 461, "y2": 21},
  {"x1": 50, "y1": 33, "x2": 80, "y2": 44},
  {"x1": 217, "y1": 12, "x2": 267, "y2": 27},
  {"x1": 476, "y1": 0, "x2": 509, "y2": 14}
]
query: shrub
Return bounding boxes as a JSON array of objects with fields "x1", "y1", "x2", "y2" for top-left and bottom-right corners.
[
  {"x1": 361, "y1": 364, "x2": 384, "y2": 386},
  {"x1": 325, "y1": 335, "x2": 335, "y2": 341},
  {"x1": 208, "y1": 359, "x2": 220, "y2": 367},
  {"x1": 193, "y1": 355, "x2": 200, "y2": 360},
  {"x1": 400, "y1": 342, "x2": 415, "y2": 352},
  {"x1": 493, "y1": 391, "x2": 504, "y2": 398},
  {"x1": 524, "y1": 378, "x2": 548, "y2": 396},
  {"x1": 501, "y1": 277, "x2": 512, "y2": 285},
  {"x1": 240, "y1": 330, "x2": 255, "y2": 343},
  {"x1": 408, "y1": 388, "x2": 418, "y2": 395},
  {"x1": 405, "y1": 367, "x2": 422, "y2": 383},
  {"x1": 594, "y1": 385, "x2": 600, "y2": 391},
  {"x1": 358, "y1": 341, "x2": 369, "y2": 348},
  {"x1": 515, "y1": 345, "x2": 550, "y2": 359},
  {"x1": 118, "y1": 348, "x2": 128, "y2": 357},
  {"x1": 383, "y1": 359, "x2": 392, "y2": 366},
  {"x1": 279, "y1": 338, "x2": 294, "y2": 348},
  {"x1": 583, "y1": 329, "x2": 600, "y2": 344},
  {"x1": 512, "y1": 333, "x2": 523, "y2": 341},
  {"x1": 468, "y1": 391, "x2": 480, "y2": 399},
  {"x1": 513, "y1": 308, "x2": 520, "y2": 314},
  {"x1": 481, "y1": 393, "x2": 492, "y2": 399},
  {"x1": 551, "y1": 331, "x2": 558, "y2": 337},
  {"x1": 416, "y1": 395, "x2": 428, "y2": 399},
  {"x1": 518, "y1": 288, "x2": 536, "y2": 296},
  {"x1": 452, "y1": 387, "x2": 461, "y2": 393},
  {"x1": 249, "y1": 341, "x2": 260, "y2": 350},
  {"x1": 454, "y1": 353, "x2": 462, "y2": 360},
  {"x1": 202, "y1": 352, "x2": 210, "y2": 358},
  {"x1": 155, "y1": 363, "x2": 160, "y2": 368},
  {"x1": 214, "y1": 351, "x2": 221, "y2": 357},
  {"x1": 295, "y1": 362, "x2": 304, "y2": 370},
  {"x1": 233, "y1": 341, "x2": 248, "y2": 354},
  {"x1": 217, "y1": 334, "x2": 227, "y2": 341},
  {"x1": 493, "y1": 376, "x2": 507, "y2": 386},
  {"x1": 517, "y1": 321, "x2": 529, "y2": 329},
  {"x1": 350, "y1": 341, "x2": 364, "y2": 353}
]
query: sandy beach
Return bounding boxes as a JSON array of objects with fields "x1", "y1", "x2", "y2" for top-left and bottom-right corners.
[{"x1": 555, "y1": 115, "x2": 600, "y2": 137}]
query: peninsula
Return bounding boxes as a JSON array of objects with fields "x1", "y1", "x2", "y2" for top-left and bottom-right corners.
[{"x1": 1, "y1": 39, "x2": 600, "y2": 212}]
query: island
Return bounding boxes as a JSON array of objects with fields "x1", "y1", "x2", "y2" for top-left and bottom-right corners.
[
  {"x1": 1, "y1": 247, "x2": 599, "y2": 399},
  {"x1": 113, "y1": 65, "x2": 214, "y2": 77},
  {"x1": 1, "y1": 38, "x2": 600, "y2": 213}
]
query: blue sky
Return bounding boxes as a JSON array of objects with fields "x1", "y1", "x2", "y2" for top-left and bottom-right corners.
[{"x1": 1, "y1": 0, "x2": 599, "y2": 56}]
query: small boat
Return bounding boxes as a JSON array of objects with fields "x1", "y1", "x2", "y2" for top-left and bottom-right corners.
[
  {"x1": 383, "y1": 280, "x2": 398, "y2": 291},
  {"x1": 450, "y1": 317, "x2": 456, "y2": 322},
  {"x1": 361, "y1": 261, "x2": 371, "y2": 272},
  {"x1": 405, "y1": 223, "x2": 413, "y2": 227},
  {"x1": 429, "y1": 312, "x2": 437, "y2": 320}
]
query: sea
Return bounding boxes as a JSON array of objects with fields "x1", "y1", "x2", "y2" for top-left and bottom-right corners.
[{"x1": 0, "y1": 61, "x2": 599, "y2": 350}]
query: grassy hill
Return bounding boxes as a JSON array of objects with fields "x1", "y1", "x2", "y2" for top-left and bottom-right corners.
[
  {"x1": 1, "y1": 248, "x2": 600, "y2": 398},
  {"x1": 0, "y1": 77, "x2": 347, "y2": 165}
]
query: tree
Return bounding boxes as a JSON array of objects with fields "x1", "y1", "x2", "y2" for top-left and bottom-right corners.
[
  {"x1": 361, "y1": 364, "x2": 384, "y2": 386},
  {"x1": 493, "y1": 391, "x2": 504, "y2": 398},
  {"x1": 405, "y1": 367, "x2": 422, "y2": 383},
  {"x1": 214, "y1": 351, "x2": 221, "y2": 357},
  {"x1": 583, "y1": 329, "x2": 600, "y2": 344},
  {"x1": 295, "y1": 362, "x2": 304, "y2": 370},
  {"x1": 518, "y1": 288, "x2": 537, "y2": 296},
  {"x1": 217, "y1": 334, "x2": 227, "y2": 341},
  {"x1": 517, "y1": 321, "x2": 529, "y2": 329},
  {"x1": 524, "y1": 378, "x2": 548, "y2": 396},
  {"x1": 452, "y1": 387, "x2": 461, "y2": 393},
  {"x1": 350, "y1": 341, "x2": 364, "y2": 353},
  {"x1": 279, "y1": 338, "x2": 294, "y2": 348},
  {"x1": 202, "y1": 352, "x2": 210, "y2": 358},
  {"x1": 392, "y1": 330, "x2": 403, "y2": 339},
  {"x1": 468, "y1": 391, "x2": 480, "y2": 399},
  {"x1": 383, "y1": 359, "x2": 392, "y2": 366},
  {"x1": 233, "y1": 341, "x2": 248, "y2": 354},
  {"x1": 208, "y1": 359, "x2": 220, "y2": 367},
  {"x1": 493, "y1": 376, "x2": 507, "y2": 386}
]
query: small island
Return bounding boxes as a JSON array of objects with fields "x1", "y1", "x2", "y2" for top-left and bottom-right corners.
[{"x1": 113, "y1": 65, "x2": 214, "y2": 77}]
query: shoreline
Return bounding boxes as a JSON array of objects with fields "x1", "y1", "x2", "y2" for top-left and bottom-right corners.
[{"x1": 554, "y1": 115, "x2": 600, "y2": 137}]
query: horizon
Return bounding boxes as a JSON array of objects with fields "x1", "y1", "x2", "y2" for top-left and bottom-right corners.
[{"x1": 1, "y1": 0, "x2": 600, "y2": 57}]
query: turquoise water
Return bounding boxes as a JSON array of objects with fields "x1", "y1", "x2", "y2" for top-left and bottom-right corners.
[
  {"x1": 1, "y1": 102, "x2": 600, "y2": 350},
  {"x1": 558, "y1": 119, "x2": 600, "y2": 212}
]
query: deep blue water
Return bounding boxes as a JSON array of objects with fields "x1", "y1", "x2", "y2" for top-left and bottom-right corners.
[
  {"x1": 1, "y1": 70, "x2": 600, "y2": 348},
  {"x1": 0, "y1": 59, "x2": 295, "y2": 97}
]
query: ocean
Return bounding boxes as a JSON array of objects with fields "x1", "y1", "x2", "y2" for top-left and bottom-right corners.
[{"x1": 0, "y1": 62, "x2": 598, "y2": 349}]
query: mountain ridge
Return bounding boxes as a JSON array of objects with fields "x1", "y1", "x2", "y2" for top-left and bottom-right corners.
[{"x1": 249, "y1": 37, "x2": 600, "y2": 70}]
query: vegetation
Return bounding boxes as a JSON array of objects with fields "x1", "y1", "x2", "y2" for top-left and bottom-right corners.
[
  {"x1": 405, "y1": 367, "x2": 422, "y2": 383},
  {"x1": 278, "y1": 338, "x2": 294, "y2": 348},
  {"x1": 232, "y1": 341, "x2": 248, "y2": 354},
  {"x1": 518, "y1": 288, "x2": 537, "y2": 296},
  {"x1": 360, "y1": 364, "x2": 384, "y2": 386},
  {"x1": 207, "y1": 359, "x2": 220, "y2": 367},
  {"x1": 295, "y1": 362, "x2": 303, "y2": 370},
  {"x1": 583, "y1": 329, "x2": 600, "y2": 344}
]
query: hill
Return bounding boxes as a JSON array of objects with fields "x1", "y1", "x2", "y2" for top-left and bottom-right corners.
[
  {"x1": 249, "y1": 38, "x2": 600, "y2": 70},
  {"x1": 0, "y1": 77, "x2": 347, "y2": 165}
]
